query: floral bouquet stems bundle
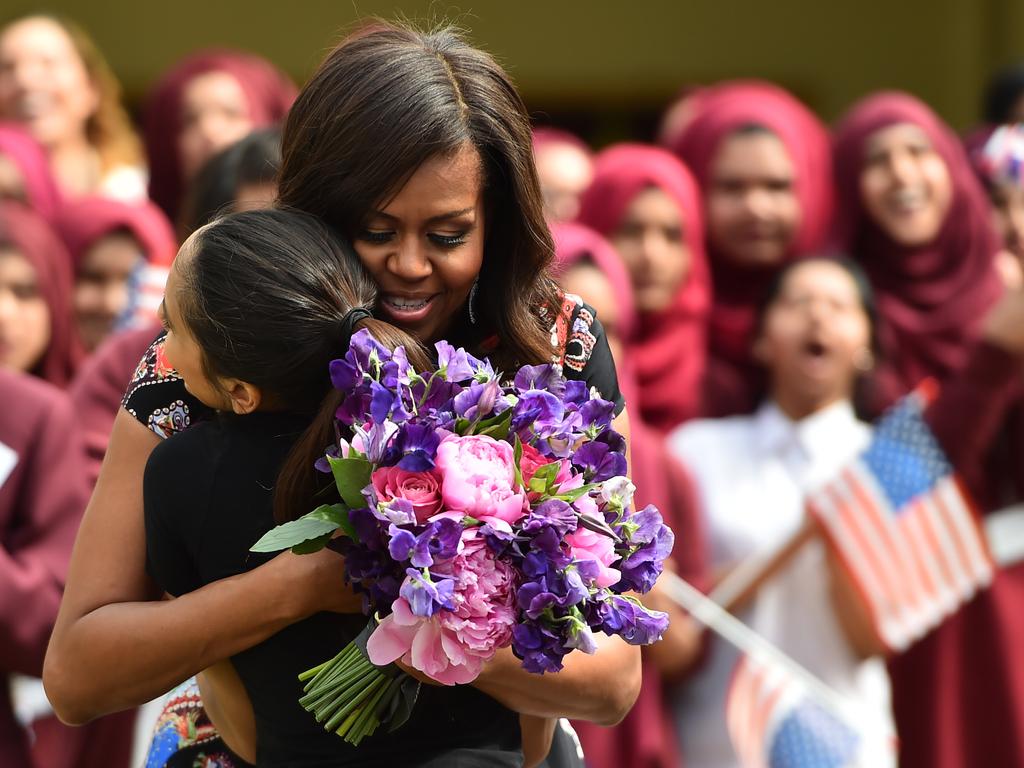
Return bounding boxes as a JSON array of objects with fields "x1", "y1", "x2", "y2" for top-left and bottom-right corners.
[{"x1": 253, "y1": 330, "x2": 673, "y2": 745}]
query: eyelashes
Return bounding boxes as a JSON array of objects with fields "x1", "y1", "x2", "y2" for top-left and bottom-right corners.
[{"x1": 356, "y1": 230, "x2": 469, "y2": 249}]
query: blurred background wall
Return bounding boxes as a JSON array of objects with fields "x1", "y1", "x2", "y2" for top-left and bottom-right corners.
[{"x1": 9, "y1": 0, "x2": 1024, "y2": 140}]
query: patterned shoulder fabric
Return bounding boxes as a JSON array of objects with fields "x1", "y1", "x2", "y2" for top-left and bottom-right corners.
[{"x1": 121, "y1": 332, "x2": 209, "y2": 440}]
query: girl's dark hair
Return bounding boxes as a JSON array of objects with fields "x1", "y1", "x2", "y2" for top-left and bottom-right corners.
[
  {"x1": 178, "y1": 128, "x2": 282, "y2": 239},
  {"x1": 175, "y1": 207, "x2": 430, "y2": 520},
  {"x1": 754, "y1": 256, "x2": 881, "y2": 413},
  {"x1": 277, "y1": 20, "x2": 559, "y2": 371}
]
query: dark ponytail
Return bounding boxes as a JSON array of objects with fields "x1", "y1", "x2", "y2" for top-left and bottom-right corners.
[{"x1": 173, "y1": 207, "x2": 431, "y2": 521}]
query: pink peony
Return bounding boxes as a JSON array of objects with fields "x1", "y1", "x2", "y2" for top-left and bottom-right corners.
[
  {"x1": 566, "y1": 526, "x2": 621, "y2": 588},
  {"x1": 366, "y1": 530, "x2": 518, "y2": 685},
  {"x1": 435, "y1": 435, "x2": 526, "y2": 528},
  {"x1": 371, "y1": 466, "x2": 443, "y2": 523}
]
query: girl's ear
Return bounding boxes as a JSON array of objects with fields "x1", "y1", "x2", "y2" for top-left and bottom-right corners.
[{"x1": 221, "y1": 379, "x2": 262, "y2": 415}]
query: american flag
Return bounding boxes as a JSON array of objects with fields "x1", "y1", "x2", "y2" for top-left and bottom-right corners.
[
  {"x1": 807, "y1": 385, "x2": 993, "y2": 653},
  {"x1": 726, "y1": 653, "x2": 889, "y2": 768}
]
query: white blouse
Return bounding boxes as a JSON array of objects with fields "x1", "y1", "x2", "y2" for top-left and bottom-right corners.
[{"x1": 667, "y1": 400, "x2": 894, "y2": 768}]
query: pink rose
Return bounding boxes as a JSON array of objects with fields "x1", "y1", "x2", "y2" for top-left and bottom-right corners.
[
  {"x1": 435, "y1": 435, "x2": 526, "y2": 528},
  {"x1": 519, "y1": 442, "x2": 572, "y2": 487},
  {"x1": 371, "y1": 466, "x2": 443, "y2": 523},
  {"x1": 367, "y1": 530, "x2": 517, "y2": 685},
  {"x1": 566, "y1": 527, "x2": 621, "y2": 588}
]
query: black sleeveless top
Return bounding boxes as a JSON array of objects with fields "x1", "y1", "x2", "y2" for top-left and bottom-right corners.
[{"x1": 144, "y1": 411, "x2": 526, "y2": 767}]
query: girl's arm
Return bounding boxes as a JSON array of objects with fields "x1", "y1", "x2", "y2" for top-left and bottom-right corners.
[{"x1": 43, "y1": 410, "x2": 359, "y2": 725}]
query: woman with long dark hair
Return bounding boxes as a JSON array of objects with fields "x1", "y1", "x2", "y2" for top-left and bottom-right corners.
[{"x1": 45, "y1": 21, "x2": 640, "y2": 766}]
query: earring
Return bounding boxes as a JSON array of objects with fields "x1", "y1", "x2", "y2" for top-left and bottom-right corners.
[{"x1": 467, "y1": 279, "x2": 479, "y2": 325}]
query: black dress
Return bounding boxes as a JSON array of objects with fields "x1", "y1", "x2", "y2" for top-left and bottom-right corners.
[{"x1": 144, "y1": 411, "x2": 527, "y2": 768}]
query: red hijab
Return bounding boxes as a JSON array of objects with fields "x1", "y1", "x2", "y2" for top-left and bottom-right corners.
[
  {"x1": 671, "y1": 81, "x2": 834, "y2": 376},
  {"x1": 55, "y1": 196, "x2": 177, "y2": 270},
  {"x1": 577, "y1": 143, "x2": 711, "y2": 432},
  {"x1": 143, "y1": 50, "x2": 296, "y2": 223},
  {"x1": 833, "y1": 92, "x2": 1003, "y2": 406},
  {"x1": 0, "y1": 202, "x2": 81, "y2": 386},
  {"x1": 0, "y1": 123, "x2": 63, "y2": 224},
  {"x1": 552, "y1": 220, "x2": 705, "y2": 768}
]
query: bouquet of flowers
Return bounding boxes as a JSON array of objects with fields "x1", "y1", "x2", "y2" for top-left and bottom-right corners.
[{"x1": 253, "y1": 330, "x2": 673, "y2": 744}]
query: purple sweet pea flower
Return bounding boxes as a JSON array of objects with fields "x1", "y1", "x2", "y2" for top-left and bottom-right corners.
[
  {"x1": 400, "y1": 568, "x2": 456, "y2": 617},
  {"x1": 513, "y1": 364, "x2": 565, "y2": 398},
  {"x1": 435, "y1": 341, "x2": 477, "y2": 382},
  {"x1": 562, "y1": 379, "x2": 589, "y2": 407},
  {"x1": 572, "y1": 442, "x2": 627, "y2": 483},
  {"x1": 452, "y1": 380, "x2": 509, "y2": 423},
  {"x1": 591, "y1": 595, "x2": 669, "y2": 645},
  {"x1": 616, "y1": 507, "x2": 675, "y2": 594},
  {"x1": 579, "y1": 398, "x2": 615, "y2": 434},
  {"x1": 329, "y1": 357, "x2": 362, "y2": 392},
  {"x1": 564, "y1": 615, "x2": 598, "y2": 654},
  {"x1": 521, "y1": 499, "x2": 578, "y2": 538},
  {"x1": 382, "y1": 423, "x2": 441, "y2": 471},
  {"x1": 336, "y1": 392, "x2": 372, "y2": 427},
  {"x1": 386, "y1": 519, "x2": 462, "y2": 569},
  {"x1": 511, "y1": 623, "x2": 567, "y2": 674}
]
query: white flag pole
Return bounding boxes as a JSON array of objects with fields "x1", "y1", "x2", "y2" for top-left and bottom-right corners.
[{"x1": 660, "y1": 570, "x2": 895, "y2": 741}]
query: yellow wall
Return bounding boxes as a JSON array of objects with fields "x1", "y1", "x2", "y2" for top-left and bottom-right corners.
[{"x1": 10, "y1": 0, "x2": 1024, "y2": 132}]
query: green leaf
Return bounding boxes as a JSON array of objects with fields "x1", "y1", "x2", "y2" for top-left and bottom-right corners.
[
  {"x1": 512, "y1": 435, "x2": 524, "y2": 490},
  {"x1": 251, "y1": 512, "x2": 341, "y2": 553},
  {"x1": 473, "y1": 408, "x2": 512, "y2": 441},
  {"x1": 292, "y1": 532, "x2": 334, "y2": 554},
  {"x1": 329, "y1": 456, "x2": 373, "y2": 508},
  {"x1": 555, "y1": 483, "x2": 598, "y2": 503},
  {"x1": 528, "y1": 461, "x2": 560, "y2": 494},
  {"x1": 454, "y1": 417, "x2": 472, "y2": 436}
]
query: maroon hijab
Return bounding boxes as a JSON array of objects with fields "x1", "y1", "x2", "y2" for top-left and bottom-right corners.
[
  {"x1": 0, "y1": 123, "x2": 63, "y2": 223},
  {"x1": 833, "y1": 92, "x2": 1003, "y2": 407},
  {"x1": 143, "y1": 50, "x2": 296, "y2": 223},
  {"x1": 671, "y1": 81, "x2": 834, "y2": 378},
  {"x1": 0, "y1": 202, "x2": 81, "y2": 386},
  {"x1": 577, "y1": 143, "x2": 711, "y2": 433},
  {"x1": 55, "y1": 196, "x2": 177, "y2": 270}
]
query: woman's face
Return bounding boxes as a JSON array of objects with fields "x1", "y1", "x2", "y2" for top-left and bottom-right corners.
[
  {"x1": 179, "y1": 71, "x2": 253, "y2": 182},
  {"x1": 75, "y1": 230, "x2": 144, "y2": 351},
  {"x1": 0, "y1": 17, "x2": 98, "y2": 149},
  {"x1": 860, "y1": 123, "x2": 953, "y2": 247},
  {"x1": 0, "y1": 247, "x2": 50, "y2": 374},
  {"x1": 560, "y1": 262, "x2": 623, "y2": 364},
  {"x1": 706, "y1": 130, "x2": 801, "y2": 268},
  {"x1": 756, "y1": 260, "x2": 872, "y2": 412},
  {"x1": 355, "y1": 143, "x2": 485, "y2": 343},
  {"x1": 536, "y1": 143, "x2": 593, "y2": 222},
  {"x1": 160, "y1": 243, "x2": 232, "y2": 410},
  {"x1": 610, "y1": 186, "x2": 690, "y2": 314}
]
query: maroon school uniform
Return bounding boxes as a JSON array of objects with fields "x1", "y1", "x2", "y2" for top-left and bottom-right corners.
[{"x1": 0, "y1": 370, "x2": 90, "y2": 768}]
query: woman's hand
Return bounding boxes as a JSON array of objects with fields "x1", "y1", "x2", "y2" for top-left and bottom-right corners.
[
  {"x1": 276, "y1": 547, "x2": 364, "y2": 617},
  {"x1": 471, "y1": 636, "x2": 641, "y2": 726}
]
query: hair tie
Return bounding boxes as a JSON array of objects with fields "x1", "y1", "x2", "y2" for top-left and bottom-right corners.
[{"x1": 339, "y1": 306, "x2": 373, "y2": 346}]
